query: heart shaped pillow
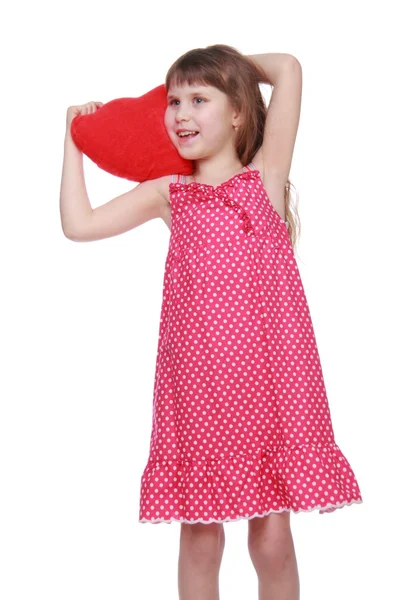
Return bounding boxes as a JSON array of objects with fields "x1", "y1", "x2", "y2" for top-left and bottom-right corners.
[{"x1": 70, "y1": 84, "x2": 193, "y2": 182}]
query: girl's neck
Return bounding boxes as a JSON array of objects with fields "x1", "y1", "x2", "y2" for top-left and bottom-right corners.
[{"x1": 192, "y1": 160, "x2": 245, "y2": 186}]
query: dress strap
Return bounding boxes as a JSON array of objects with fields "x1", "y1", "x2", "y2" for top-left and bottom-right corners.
[
  {"x1": 171, "y1": 173, "x2": 187, "y2": 183},
  {"x1": 242, "y1": 162, "x2": 258, "y2": 172}
]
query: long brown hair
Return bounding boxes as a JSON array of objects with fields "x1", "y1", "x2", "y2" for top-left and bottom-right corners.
[{"x1": 165, "y1": 44, "x2": 300, "y2": 249}]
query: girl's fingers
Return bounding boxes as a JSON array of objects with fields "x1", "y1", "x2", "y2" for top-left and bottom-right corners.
[{"x1": 67, "y1": 101, "x2": 104, "y2": 121}]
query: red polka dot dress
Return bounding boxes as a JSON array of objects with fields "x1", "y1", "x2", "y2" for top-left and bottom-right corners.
[{"x1": 139, "y1": 163, "x2": 363, "y2": 524}]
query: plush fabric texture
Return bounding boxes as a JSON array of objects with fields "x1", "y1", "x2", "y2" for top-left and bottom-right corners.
[{"x1": 70, "y1": 84, "x2": 193, "y2": 182}]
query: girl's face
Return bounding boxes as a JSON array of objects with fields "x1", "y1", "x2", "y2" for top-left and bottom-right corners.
[{"x1": 164, "y1": 82, "x2": 239, "y2": 159}]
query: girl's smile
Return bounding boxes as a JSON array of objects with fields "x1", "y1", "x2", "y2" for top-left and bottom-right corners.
[{"x1": 177, "y1": 131, "x2": 199, "y2": 144}]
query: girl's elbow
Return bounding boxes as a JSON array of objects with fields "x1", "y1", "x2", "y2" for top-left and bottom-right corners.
[{"x1": 62, "y1": 225, "x2": 84, "y2": 242}]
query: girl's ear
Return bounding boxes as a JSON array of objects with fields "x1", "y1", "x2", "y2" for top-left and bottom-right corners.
[
  {"x1": 231, "y1": 106, "x2": 245, "y2": 130},
  {"x1": 232, "y1": 115, "x2": 244, "y2": 131}
]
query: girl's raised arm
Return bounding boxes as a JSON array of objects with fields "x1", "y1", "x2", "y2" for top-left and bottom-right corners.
[
  {"x1": 59, "y1": 103, "x2": 168, "y2": 242},
  {"x1": 247, "y1": 53, "x2": 302, "y2": 190}
]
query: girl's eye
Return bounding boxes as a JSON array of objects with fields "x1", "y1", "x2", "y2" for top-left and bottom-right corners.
[{"x1": 169, "y1": 97, "x2": 205, "y2": 106}]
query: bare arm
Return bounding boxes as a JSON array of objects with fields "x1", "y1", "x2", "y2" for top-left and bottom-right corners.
[
  {"x1": 59, "y1": 130, "x2": 93, "y2": 238},
  {"x1": 245, "y1": 54, "x2": 302, "y2": 221},
  {"x1": 246, "y1": 52, "x2": 296, "y2": 85},
  {"x1": 59, "y1": 129, "x2": 169, "y2": 242}
]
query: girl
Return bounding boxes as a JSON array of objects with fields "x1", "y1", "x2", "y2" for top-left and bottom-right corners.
[{"x1": 60, "y1": 45, "x2": 363, "y2": 600}]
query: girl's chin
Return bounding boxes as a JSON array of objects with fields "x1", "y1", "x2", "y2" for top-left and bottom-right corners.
[{"x1": 177, "y1": 143, "x2": 203, "y2": 156}]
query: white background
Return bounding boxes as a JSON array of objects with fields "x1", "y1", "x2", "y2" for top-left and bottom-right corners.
[{"x1": 1, "y1": 0, "x2": 398, "y2": 598}]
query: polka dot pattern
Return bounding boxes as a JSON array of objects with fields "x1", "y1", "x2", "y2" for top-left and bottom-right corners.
[{"x1": 139, "y1": 165, "x2": 363, "y2": 524}]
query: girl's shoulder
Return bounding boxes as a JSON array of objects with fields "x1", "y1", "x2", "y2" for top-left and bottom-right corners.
[
  {"x1": 157, "y1": 173, "x2": 196, "y2": 195},
  {"x1": 149, "y1": 174, "x2": 178, "y2": 203}
]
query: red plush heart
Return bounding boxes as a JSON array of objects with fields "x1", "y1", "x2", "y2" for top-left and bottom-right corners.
[{"x1": 70, "y1": 84, "x2": 193, "y2": 182}]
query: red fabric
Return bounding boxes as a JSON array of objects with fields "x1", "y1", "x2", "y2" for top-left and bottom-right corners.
[{"x1": 70, "y1": 84, "x2": 193, "y2": 182}]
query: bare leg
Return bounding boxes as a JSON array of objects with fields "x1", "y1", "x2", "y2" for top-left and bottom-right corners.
[
  {"x1": 178, "y1": 522, "x2": 225, "y2": 600},
  {"x1": 248, "y1": 512, "x2": 300, "y2": 600}
]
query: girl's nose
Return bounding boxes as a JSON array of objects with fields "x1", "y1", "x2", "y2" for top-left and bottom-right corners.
[{"x1": 175, "y1": 105, "x2": 191, "y2": 121}]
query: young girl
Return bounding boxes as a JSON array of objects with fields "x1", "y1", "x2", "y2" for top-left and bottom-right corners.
[{"x1": 60, "y1": 45, "x2": 363, "y2": 600}]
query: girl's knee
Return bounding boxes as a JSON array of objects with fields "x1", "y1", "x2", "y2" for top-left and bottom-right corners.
[
  {"x1": 247, "y1": 512, "x2": 293, "y2": 567},
  {"x1": 180, "y1": 522, "x2": 225, "y2": 557}
]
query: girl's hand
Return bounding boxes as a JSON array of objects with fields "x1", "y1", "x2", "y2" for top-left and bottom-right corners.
[{"x1": 66, "y1": 101, "x2": 104, "y2": 132}]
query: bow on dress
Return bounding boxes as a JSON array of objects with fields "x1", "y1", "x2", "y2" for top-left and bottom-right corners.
[{"x1": 186, "y1": 170, "x2": 259, "y2": 236}]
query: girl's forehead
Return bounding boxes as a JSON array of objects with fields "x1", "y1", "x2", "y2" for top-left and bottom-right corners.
[{"x1": 168, "y1": 81, "x2": 214, "y2": 95}]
